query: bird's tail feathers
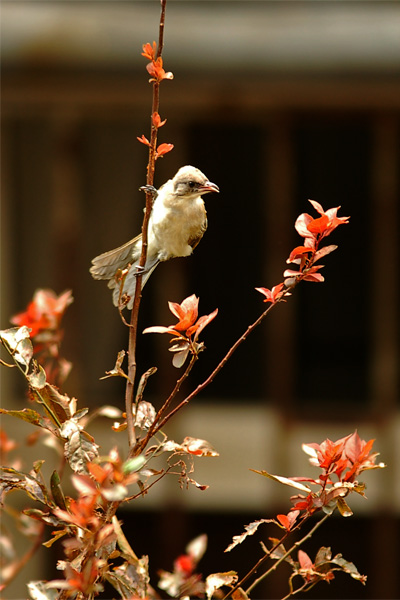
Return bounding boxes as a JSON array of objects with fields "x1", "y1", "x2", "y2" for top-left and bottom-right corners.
[
  {"x1": 90, "y1": 235, "x2": 142, "y2": 280},
  {"x1": 111, "y1": 256, "x2": 160, "y2": 309}
]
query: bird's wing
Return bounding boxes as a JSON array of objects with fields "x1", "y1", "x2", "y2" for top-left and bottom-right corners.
[
  {"x1": 188, "y1": 216, "x2": 208, "y2": 250},
  {"x1": 90, "y1": 234, "x2": 142, "y2": 280}
]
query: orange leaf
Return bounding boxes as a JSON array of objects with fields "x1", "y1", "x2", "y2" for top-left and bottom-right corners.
[
  {"x1": 156, "y1": 143, "x2": 174, "y2": 159},
  {"x1": 141, "y1": 41, "x2": 157, "y2": 60},
  {"x1": 137, "y1": 134, "x2": 150, "y2": 146},
  {"x1": 152, "y1": 112, "x2": 167, "y2": 128},
  {"x1": 307, "y1": 215, "x2": 330, "y2": 235},
  {"x1": 287, "y1": 246, "x2": 313, "y2": 263}
]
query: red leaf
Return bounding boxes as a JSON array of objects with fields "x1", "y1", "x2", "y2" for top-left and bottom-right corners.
[
  {"x1": 277, "y1": 514, "x2": 290, "y2": 529},
  {"x1": 141, "y1": 41, "x2": 157, "y2": 60},
  {"x1": 255, "y1": 283, "x2": 286, "y2": 304},
  {"x1": 277, "y1": 510, "x2": 299, "y2": 531},
  {"x1": 287, "y1": 246, "x2": 313, "y2": 264},
  {"x1": 298, "y1": 549, "x2": 313, "y2": 570},
  {"x1": 11, "y1": 289, "x2": 73, "y2": 337},
  {"x1": 314, "y1": 245, "x2": 338, "y2": 262},
  {"x1": 137, "y1": 134, "x2": 150, "y2": 146},
  {"x1": 307, "y1": 215, "x2": 330, "y2": 236},
  {"x1": 295, "y1": 213, "x2": 314, "y2": 238},
  {"x1": 191, "y1": 308, "x2": 218, "y2": 341},
  {"x1": 146, "y1": 57, "x2": 174, "y2": 83},
  {"x1": 174, "y1": 554, "x2": 194, "y2": 575},
  {"x1": 156, "y1": 143, "x2": 174, "y2": 158},
  {"x1": 152, "y1": 112, "x2": 167, "y2": 128},
  {"x1": 169, "y1": 294, "x2": 199, "y2": 331}
]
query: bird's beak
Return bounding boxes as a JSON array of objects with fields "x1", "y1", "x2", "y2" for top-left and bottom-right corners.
[{"x1": 199, "y1": 181, "x2": 219, "y2": 194}]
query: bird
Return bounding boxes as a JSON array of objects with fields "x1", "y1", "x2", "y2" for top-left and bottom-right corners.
[{"x1": 90, "y1": 165, "x2": 219, "y2": 309}]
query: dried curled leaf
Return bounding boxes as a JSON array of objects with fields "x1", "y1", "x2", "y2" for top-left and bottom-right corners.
[
  {"x1": 163, "y1": 437, "x2": 219, "y2": 458},
  {"x1": 0, "y1": 326, "x2": 33, "y2": 371},
  {"x1": 251, "y1": 469, "x2": 312, "y2": 492},
  {"x1": 225, "y1": 519, "x2": 277, "y2": 552},
  {"x1": 205, "y1": 571, "x2": 238, "y2": 600},
  {"x1": 100, "y1": 350, "x2": 131, "y2": 382},
  {"x1": 60, "y1": 419, "x2": 99, "y2": 474}
]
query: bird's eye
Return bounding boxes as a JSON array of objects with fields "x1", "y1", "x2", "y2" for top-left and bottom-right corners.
[{"x1": 188, "y1": 181, "x2": 196, "y2": 189}]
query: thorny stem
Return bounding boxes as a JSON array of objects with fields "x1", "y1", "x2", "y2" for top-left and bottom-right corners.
[{"x1": 125, "y1": 0, "x2": 167, "y2": 450}]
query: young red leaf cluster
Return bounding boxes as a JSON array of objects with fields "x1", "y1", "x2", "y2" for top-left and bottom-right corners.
[
  {"x1": 11, "y1": 289, "x2": 72, "y2": 338},
  {"x1": 10, "y1": 289, "x2": 73, "y2": 386},
  {"x1": 255, "y1": 282, "x2": 288, "y2": 305},
  {"x1": 141, "y1": 41, "x2": 174, "y2": 83},
  {"x1": 256, "y1": 200, "x2": 349, "y2": 303},
  {"x1": 284, "y1": 200, "x2": 349, "y2": 284},
  {"x1": 136, "y1": 135, "x2": 174, "y2": 160},
  {"x1": 137, "y1": 42, "x2": 174, "y2": 159},
  {"x1": 285, "y1": 431, "x2": 385, "y2": 519},
  {"x1": 143, "y1": 294, "x2": 218, "y2": 368},
  {"x1": 303, "y1": 430, "x2": 383, "y2": 485}
]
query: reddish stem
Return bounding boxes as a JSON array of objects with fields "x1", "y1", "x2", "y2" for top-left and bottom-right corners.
[{"x1": 125, "y1": 0, "x2": 168, "y2": 450}]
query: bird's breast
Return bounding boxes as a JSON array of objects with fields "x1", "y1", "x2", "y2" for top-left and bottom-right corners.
[{"x1": 151, "y1": 196, "x2": 207, "y2": 260}]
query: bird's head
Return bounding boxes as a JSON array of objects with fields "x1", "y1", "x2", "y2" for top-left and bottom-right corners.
[{"x1": 173, "y1": 165, "x2": 219, "y2": 198}]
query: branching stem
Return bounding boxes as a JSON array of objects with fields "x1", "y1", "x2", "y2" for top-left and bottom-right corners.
[
  {"x1": 149, "y1": 281, "x2": 298, "y2": 437},
  {"x1": 245, "y1": 511, "x2": 332, "y2": 596}
]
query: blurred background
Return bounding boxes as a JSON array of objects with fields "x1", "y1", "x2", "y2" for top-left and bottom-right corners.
[{"x1": 1, "y1": 1, "x2": 399, "y2": 598}]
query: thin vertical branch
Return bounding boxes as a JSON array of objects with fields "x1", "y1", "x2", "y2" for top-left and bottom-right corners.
[{"x1": 125, "y1": 0, "x2": 168, "y2": 450}]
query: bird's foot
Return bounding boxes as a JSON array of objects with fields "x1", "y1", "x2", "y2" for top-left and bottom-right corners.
[
  {"x1": 134, "y1": 265, "x2": 150, "y2": 278},
  {"x1": 139, "y1": 184, "x2": 158, "y2": 199}
]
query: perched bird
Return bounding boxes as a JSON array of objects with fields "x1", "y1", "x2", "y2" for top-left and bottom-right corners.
[{"x1": 90, "y1": 165, "x2": 219, "y2": 308}]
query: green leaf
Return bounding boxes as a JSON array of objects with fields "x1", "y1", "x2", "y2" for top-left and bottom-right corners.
[
  {"x1": 0, "y1": 467, "x2": 53, "y2": 507},
  {"x1": 0, "y1": 407, "x2": 49, "y2": 429},
  {"x1": 123, "y1": 455, "x2": 146, "y2": 475},
  {"x1": 23, "y1": 508, "x2": 60, "y2": 526},
  {"x1": 50, "y1": 470, "x2": 67, "y2": 510},
  {"x1": 337, "y1": 496, "x2": 353, "y2": 517},
  {"x1": 331, "y1": 553, "x2": 367, "y2": 583},
  {"x1": 42, "y1": 527, "x2": 69, "y2": 548},
  {"x1": 112, "y1": 515, "x2": 139, "y2": 562}
]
